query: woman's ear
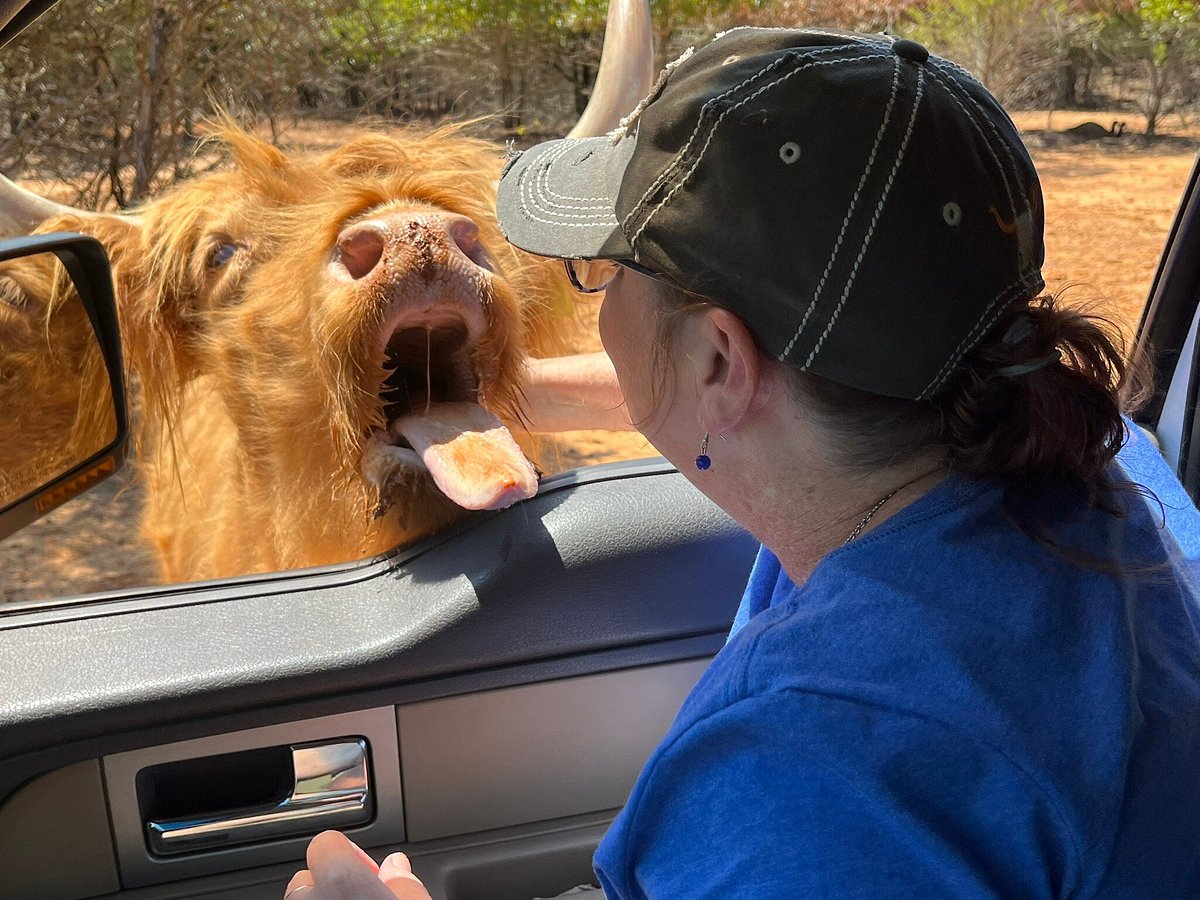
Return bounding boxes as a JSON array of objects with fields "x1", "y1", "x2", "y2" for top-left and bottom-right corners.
[{"x1": 694, "y1": 307, "x2": 763, "y2": 433}]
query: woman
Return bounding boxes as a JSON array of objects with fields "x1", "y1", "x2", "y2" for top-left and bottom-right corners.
[{"x1": 287, "y1": 28, "x2": 1200, "y2": 898}]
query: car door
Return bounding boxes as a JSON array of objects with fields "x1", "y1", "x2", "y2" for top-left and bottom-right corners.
[{"x1": 0, "y1": 451, "x2": 759, "y2": 900}]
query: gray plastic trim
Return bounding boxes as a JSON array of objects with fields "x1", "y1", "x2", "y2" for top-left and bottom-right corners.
[
  {"x1": 1157, "y1": 291, "x2": 1200, "y2": 470},
  {"x1": 0, "y1": 466, "x2": 754, "y2": 776},
  {"x1": 0, "y1": 758, "x2": 119, "y2": 900},
  {"x1": 416, "y1": 820, "x2": 610, "y2": 900},
  {"x1": 398, "y1": 659, "x2": 707, "y2": 841},
  {"x1": 88, "y1": 810, "x2": 620, "y2": 899},
  {"x1": 103, "y1": 708, "x2": 403, "y2": 889}
]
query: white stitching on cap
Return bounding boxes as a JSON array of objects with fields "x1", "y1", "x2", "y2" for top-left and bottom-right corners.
[
  {"x1": 629, "y1": 52, "x2": 894, "y2": 251},
  {"x1": 931, "y1": 60, "x2": 1031, "y2": 230},
  {"x1": 927, "y1": 65, "x2": 1022, "y2": 239},
  {"x1": 537, "y1": 141, "x2": 614, "y2": 206},
  {"x1": 612, "y1": 46, "x2": 696, "y2": 143},
  {"x1": 931, "y1": 56, "x2": 985, "y2": 90},
  {"x1": 915, "y1": 59, "x2": 1049, "y2": 402},
  {"x1": 522, "y1": 164, "x2": 611, "y2": 220},
  {"x1": 522, "y1": 145, "x2": 610, "y2": 220},
  {"x1": 530, "y1": 142, "x2": 612, "y2": 209},
  {"x1": 916, "y1": 272, "x2": 1043, "y2": 399},
  {"x1": 712, "y1": 26, "x2": 884, "y2": 46},
  {"x1": 795, "y1": 28, "x2": 888, "y2": 44},
  {"x1": 802, "y1": 66, "x2": 926, "y2": 368},
  {"x1": 622, "y1": 43, "x2": 869, "y2": 234},
  {"x1": 517, "y1": 153, "x2": 614, "y2": 227},
  {"x1": 780, "y1": 57, "x2": 901, "y2": 359},
  {"x1": 931, "y1": 61, "x2": 1025, "y2": 186},
  {"x1": 622, "y1": 52, "x2": 795, "y2": 228},
  {"x1": 519, "y1": 160, "x2": 608, "y2": 222},
  {"x1": 713, "y1": 25, "x2": 755, "y2": 41}
]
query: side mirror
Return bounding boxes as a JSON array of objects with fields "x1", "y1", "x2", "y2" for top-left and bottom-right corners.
[{"x1": 0, "y1": 232, "x2": 128, "y2": 541}]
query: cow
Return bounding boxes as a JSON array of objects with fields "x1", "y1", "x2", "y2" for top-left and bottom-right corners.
[{"x1": 0, "y1": 0, "x2": 652, "y2": 582}]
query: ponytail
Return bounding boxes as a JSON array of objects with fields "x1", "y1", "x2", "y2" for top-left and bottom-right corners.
[{"x1": 941, "y1": 296, "x2": 1148, "y2": 507}]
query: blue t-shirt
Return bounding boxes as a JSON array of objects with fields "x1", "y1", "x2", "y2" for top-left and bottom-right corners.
[{"x1": 594, "y1": 431, "x2": 1200, "y2": 898}]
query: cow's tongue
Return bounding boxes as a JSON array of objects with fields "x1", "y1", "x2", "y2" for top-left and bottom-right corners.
[{"x1": 392, "y1": 401, "x2": 538, "y2": 510}]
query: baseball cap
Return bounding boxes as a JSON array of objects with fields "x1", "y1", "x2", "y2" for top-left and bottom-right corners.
[{"x1": 496, "y1": 27, "x2": 1046, "y2": 400}]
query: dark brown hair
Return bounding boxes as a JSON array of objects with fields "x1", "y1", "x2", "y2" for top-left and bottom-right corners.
[
  {"x1": 650, "y1": 283, "x2": 1158, "y2": 568},
  {"x1": 793, "y1": 296, "x2": 1148, "y2": 494}
]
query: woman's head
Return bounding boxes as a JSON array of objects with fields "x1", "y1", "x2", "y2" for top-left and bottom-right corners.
[
  {"x1": 499, "y1": 27, "x2": 1046, "y2": 402},
  {"x1": 645, "y1": 274, "x2": 1143, "y2": 500}
]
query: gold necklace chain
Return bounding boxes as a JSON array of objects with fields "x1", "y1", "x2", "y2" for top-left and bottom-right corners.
[
  {"x1": 843, "y1": 467, "x2": 945, "y2": 545},
  {"x1": 843, "y1": 491, "x2": 899, "y2": 545}
]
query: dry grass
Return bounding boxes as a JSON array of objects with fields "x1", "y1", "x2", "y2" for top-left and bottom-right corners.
[
  {"x1": 1012, "y1": 110, "x2": 1199, "y2": 332},
  {"x1": 2, "y1": 112, "x2": 1197, "y2": 602}
]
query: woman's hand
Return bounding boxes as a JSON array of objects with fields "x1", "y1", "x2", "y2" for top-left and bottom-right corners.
[
  {"x1": 284, "y1": 831, "x2": 432, "y2": 900},
  {"x1": 521, "y1": 352, "x2": 633, "y2": 433}
]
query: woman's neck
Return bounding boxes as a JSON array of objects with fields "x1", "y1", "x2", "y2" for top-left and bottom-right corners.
[{"x1": 714, "y1": 413, "x2": 947, "y2": 587}]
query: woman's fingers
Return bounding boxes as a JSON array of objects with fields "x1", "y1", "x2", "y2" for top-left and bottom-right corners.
[
  {"x1": 286, "y1": 832, "x2": 433, "y2": 900},
  {"x1": 283, "y1": 868, "x2": 315, "y2": 898},
  {"x1": 307, "y1": 829, "x2": 380, "y2": 874},
  {"x1": 378, "y1": 852, "x2": 434, "y2": 900},
  {"x1": 303, "y1": 831, "x2": 393, "y2": 897}
]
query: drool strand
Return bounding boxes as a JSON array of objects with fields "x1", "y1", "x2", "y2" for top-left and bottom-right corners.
[{"x1": 424, "y1": 324, "x2": 432, "y2": 416}]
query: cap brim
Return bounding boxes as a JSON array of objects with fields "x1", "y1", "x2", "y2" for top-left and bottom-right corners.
[{"x1": 496, "y1": 134, "x2": 637, "y2": 261}]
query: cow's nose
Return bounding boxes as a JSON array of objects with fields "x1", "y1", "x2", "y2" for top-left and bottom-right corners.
[
  {"x1": 333, "y1": 214, "x2": 484, "y2": 282},
  {"x1": 336, "y1": 223, "x2": 387, "y2": 281}
]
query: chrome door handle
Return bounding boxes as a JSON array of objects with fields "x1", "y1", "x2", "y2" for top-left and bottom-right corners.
[{"x1": 146, "y1": 739, "x2": 372, "y2": 855}]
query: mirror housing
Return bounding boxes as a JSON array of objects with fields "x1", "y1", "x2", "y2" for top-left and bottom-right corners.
[{"x1": 0, "y1": 232, "x2": 128, "y2": 541}]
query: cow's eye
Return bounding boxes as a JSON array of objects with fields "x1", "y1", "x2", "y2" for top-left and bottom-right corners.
[
  {"x1": 207, "y1": 242, "x2": 241, "y2": 269},
  {"x1": 0, "y1": 276, "x2": 31, "y2": 313}
]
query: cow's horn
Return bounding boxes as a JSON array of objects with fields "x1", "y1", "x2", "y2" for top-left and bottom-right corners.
[
  {"x1": 0, "y1": 172, "x2": 93, "y2": 237},
  {"x1": 568, "y1": 0, "x2": 654, "y2": 138}
]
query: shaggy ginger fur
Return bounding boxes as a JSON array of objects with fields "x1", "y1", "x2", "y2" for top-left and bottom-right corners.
[
  {"x1": 0, "y1": 252, "x2": 115, "y2": 505},
  {"x1": 31, "y1": 123, "x2": 579, "y2": 582}
]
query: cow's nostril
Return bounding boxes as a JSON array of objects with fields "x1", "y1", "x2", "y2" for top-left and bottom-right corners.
[
  {"x1": 445, "y1": 216, "x2": 480, "y2": 259},
  {"x1": 337, "y1": 225, "x2": 386, "y2": 281}
]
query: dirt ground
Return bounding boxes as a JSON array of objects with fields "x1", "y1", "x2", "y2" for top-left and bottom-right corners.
[{"x1": 2, "y1": 110, "x2": 1197, "y2": 603}]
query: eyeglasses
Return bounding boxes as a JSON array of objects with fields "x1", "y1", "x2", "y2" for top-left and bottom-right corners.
[
  {"x1": 563, "y1": 258, "x2": 678, "y2": 294},
  {"x1": 564, "y1": 258, "x2": 619, "y2": 293}
]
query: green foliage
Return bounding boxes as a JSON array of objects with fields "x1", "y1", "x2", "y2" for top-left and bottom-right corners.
[
  {"x1": 2, "y1": 0, "x2": 1198, "y2": 206},
  {"x1": 1094, "y1": 0, "x2": 1200, "y2": 132},
  {"x1": 903, "y1": 0, "x2": 1064, "y2": 100}
]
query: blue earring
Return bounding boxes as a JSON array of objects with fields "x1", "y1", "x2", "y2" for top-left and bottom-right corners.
[{"x1": 695, "y1": 433, "x2": 712, "y2": 471}]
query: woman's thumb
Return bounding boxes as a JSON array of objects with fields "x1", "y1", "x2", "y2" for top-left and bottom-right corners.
[{"x1": 378, "y1": 852, "x2": 433, "y2": 900}]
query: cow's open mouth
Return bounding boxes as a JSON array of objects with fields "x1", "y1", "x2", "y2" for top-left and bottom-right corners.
[
  {"x1": 380, "y1": 319, "x2": 477, "y2": 427},
  {"x1": 362, "y1": 315, "x2": 538, "y2": 517}
]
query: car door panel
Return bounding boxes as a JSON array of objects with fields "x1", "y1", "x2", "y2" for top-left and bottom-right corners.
[{"x1": 0, "y1": 462, "x2": 757, "y2": 899}]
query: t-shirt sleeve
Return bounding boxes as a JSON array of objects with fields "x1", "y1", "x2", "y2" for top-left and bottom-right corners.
[{"x1": 594, "y1": 690, "x2": 1077, "y2": 900}]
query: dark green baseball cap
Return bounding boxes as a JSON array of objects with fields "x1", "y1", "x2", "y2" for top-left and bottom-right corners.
[{"x1": 496, "y1": 27, "x2": 1046, "y2": 400}]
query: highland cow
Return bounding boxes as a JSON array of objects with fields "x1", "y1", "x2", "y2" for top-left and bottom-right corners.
[{"x1": 0, "y1": 0, "x2": 651, "y2": 582}]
